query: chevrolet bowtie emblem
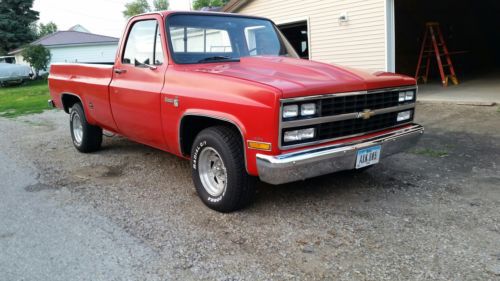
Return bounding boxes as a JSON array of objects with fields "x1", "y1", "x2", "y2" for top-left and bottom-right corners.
[{"x1": 357, "y1": 109, "x2": 375, "y2": 120}]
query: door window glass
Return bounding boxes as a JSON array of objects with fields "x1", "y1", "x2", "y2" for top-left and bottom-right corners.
[{"x1": 123, "y1": 20, "x2": 164, "y2": 65}]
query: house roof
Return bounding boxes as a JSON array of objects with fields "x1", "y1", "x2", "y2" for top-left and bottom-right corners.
[
  {"x1": 68, "y1": 24, "x2": 90, "y2": 33},
  {"x1": 8, "y1": 31, "x2": 119, "y2": 54}
]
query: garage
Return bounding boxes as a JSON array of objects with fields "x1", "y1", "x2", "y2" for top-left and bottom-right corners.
[
  {"x1": 224, "y1": 0, "x2": 500, "y2": 102},
  {"x1": 393, "y1": 0, "x2": 500, "y2": 89}
]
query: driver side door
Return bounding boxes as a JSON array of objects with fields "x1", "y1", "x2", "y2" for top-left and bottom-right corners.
[{"x1": 109, "y1": 16, "x2": 168, "y2": 150}]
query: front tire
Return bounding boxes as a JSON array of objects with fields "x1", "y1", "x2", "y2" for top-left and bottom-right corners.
[
  {"x1": 191, "y1": 126, "x2": 255, "y2": 212},
  {"x1": 69, "y1": 103, "x2": 102, "y2": 153}
]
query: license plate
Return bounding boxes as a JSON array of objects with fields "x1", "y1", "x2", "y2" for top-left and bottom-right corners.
[{"x1": 356, "y1": 145, "x2": 381, "y2": 169}]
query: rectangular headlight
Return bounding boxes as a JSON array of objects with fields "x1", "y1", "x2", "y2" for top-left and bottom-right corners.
[
  {"x1": 283, "y1": 104, "x2": 298, "y2": 118},
  {"x1": 405, "y1": 91, "x2": 415, "y2": 101},
  {"x1": 300, "y1": 103, "x2": 316, "y2": 116},
  {"x1": 284, "y1": 128, "x2": 315, "y2": 142},
  {"x1": 398, "y1": 92, "x2": 406, "y2": 102},
  {"x1": 397, "y1": 110, "x2": 412, "y2": 122}
]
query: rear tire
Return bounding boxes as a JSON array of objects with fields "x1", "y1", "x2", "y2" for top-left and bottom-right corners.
[
  {"x1": 69, "y1": 103, "x2": 102, "y2": 153},
  {"x1": 191, "y1": 126, "x2": 255, "y2": 212}
]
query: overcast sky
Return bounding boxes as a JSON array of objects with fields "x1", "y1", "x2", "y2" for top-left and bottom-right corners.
[{"x1": 33, "y1": 0, "x2": 193, "y2": 38}]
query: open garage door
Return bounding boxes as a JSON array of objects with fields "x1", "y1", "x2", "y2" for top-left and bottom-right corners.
[
  {"x1": 394, "y1": 0, "x2": 500, "y2": 82},
  {"x1": 278, "y1": 20, "x2": 310, "y2": 60}
]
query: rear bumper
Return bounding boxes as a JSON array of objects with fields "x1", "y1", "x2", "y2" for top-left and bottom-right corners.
[{"x1": 256, "y1": 124, "x2": 424, "y2": 185}]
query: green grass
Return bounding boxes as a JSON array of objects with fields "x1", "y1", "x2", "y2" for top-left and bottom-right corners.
[
  {"x1": 0, "y1": 79, "x2": 51, "y2": 118},
  {"x1": 410, "y1": 148, "x2": 449, "y2": 158}
]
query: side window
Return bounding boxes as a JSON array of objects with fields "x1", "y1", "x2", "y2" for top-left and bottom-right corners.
[
  {"x1": 123, "y1": 20, "x2": 164, "y2": 66},
  {"x1": 154, "y1": 25, "x2": 164, "y2": 65}
]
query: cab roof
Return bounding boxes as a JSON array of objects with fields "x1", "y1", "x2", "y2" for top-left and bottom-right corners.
[{"x1": 134, "y1": 10, "x2": 269, "y2": 22}]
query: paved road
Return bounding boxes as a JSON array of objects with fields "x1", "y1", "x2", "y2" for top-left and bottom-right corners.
[{"x1": 0, "y1": 152, "x2": 162, "y2": 281}]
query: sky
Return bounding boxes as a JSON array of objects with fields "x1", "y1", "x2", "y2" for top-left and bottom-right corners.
[{"x1": 33, "y1": 0, "x2": 193, "y2": 38}]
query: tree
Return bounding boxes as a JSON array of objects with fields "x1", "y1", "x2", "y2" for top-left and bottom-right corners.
[
  {"x1": 192, "y1": 0, "x2": 229, "y2": 10},
  {"x1": 0, "y1": 0, "x2": 39, "y2": 55},
  {"x1": 122, "y1": 0, "x2": 170, "y2": 18},
  {"x1": 21, "y1": 45, "x2": 51, "y2": 77},
  {"x1": 38, "y1": 22, "x2": 58, "y2": 38},
  {"x1": 123, "y1": 0, "x2": 151, "y2": 18},
  {"x1": 153, "y1": 0, "x2": 169, "y2": 11}
]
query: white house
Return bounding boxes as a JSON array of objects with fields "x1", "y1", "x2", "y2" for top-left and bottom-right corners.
[
  {"x1": 9, "y1": 28, "x2": 119, "y2": 66},
  {"x1": 222, "y1": 0, "x2": 500, "y2": 80}
]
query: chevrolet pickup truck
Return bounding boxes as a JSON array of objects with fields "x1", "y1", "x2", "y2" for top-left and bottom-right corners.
[{"x1": 48, "y1": 11, "x2": 424, "y2": 212}]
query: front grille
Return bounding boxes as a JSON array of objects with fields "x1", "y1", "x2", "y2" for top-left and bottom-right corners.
[
  {"x1": 320, "y1": 91, "x2": 402, "y2": 117},
  {"x1": 317, "y1": 110, "x2": 413, "y2": 140},
  {"x1": 280, "y1": 87, "x2": 417, "y2": 148},
  {"x1": 281, "y1": 110, "x2": 414, "y2": 146}
]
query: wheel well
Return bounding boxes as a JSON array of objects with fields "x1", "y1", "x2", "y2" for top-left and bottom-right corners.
[
  {"x1": 61, "y1": 94, "x2": 82, "y2": 113},
  {"x1": 180, "y1": 115, "x2": 243, "y2": 156}
]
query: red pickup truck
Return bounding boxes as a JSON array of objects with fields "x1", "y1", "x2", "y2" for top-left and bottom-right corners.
[{"x1": 49, "y1": 11, "x2": 423, "y2": 212}]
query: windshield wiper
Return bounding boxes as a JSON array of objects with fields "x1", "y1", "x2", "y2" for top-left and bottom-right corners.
[{"x1": 198, "y1": 56, "x2": 239, "y2": 63}]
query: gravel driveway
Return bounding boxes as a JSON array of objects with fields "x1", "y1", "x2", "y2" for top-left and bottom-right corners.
[{"x1": 0, "y1": 103, "x2": 499, "y2": 280}]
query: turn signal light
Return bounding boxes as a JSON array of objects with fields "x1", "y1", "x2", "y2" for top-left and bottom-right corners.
[{"x1": 247, "y1": 141, "x2": 272, "y2": 151}]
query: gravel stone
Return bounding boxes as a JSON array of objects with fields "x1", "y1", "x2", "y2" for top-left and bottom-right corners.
[{"x1": 0, "y1": 104, "x2": 499, "y2": 280}]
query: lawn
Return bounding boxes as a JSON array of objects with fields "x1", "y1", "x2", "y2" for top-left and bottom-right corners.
[{"x1": 0, "y1": 79, "x2": 51, "y2": 118}]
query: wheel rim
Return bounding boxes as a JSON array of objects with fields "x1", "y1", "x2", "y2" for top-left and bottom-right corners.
[
  {"x1": 72, "y1": 112, "x2": 83, "y2": 145},
  {"x1": 198, "y1": 147, "x2": 227, "y2": 197}
]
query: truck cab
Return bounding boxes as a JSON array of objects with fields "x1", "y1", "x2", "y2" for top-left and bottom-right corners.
[{"x1": 49, "y1": 11, "x2": 423, "y2": 212}]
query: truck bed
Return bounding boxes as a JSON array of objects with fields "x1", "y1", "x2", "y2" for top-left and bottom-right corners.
[{"x1": 48, "y1": 63, "x2": 117, "y2": 131}]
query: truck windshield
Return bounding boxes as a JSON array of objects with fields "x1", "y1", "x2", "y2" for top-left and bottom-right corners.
[{"x1": 167, "y1": 14, "x2": 299, "y2": 64}]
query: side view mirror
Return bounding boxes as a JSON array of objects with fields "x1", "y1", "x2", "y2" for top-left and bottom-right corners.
[{"x1": 134, "y1": 59, "x2": 157, "y2": 70}]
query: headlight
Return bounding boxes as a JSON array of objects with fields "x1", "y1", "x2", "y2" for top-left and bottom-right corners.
[
  {"x1": 398, "y1": 92, "x2": 406, "y2": 102},
  {"x1": 397, "y1": 110, "x2": 412, "y2": 122},
  {"x1": 399, "y1": 90, "x2": 415, "y2": 102},
  {"x1": 405, "y1": 91, "x2": 415, "y2": 101},
  {"x1": 283, "y1": 104, "x2": 299, "y2": 118},
  {"x1": 284, "y1": 128, "x2": 315, "y2": 142},
  {"x1": 300, "y1": 103, "x2": 316, "y2": 116}
]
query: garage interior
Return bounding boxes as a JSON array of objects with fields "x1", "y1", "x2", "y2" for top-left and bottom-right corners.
[
  {"x1": 278, "y1": 21, "x2": 309, "y2": 59},
  {"x1": 395, "y1": 0, "x2": 500, "y2": 102}
]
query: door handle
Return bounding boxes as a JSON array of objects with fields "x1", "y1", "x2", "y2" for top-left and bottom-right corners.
[
  {"x1": 165, "y1": 96, "x2": 179, "y2": 107},
  {"x1": 114, "y1": 68, "x2": 127, "y2": 74}
]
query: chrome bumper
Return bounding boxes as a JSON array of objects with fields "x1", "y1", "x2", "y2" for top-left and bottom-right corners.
[{"x1": 256, "y1": 124, "x2": 424, "y2": 185}]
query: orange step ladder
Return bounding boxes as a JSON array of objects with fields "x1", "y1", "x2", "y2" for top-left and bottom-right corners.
[{"x1": 415, "y1": 22, "x2": 459, "y2": 87}]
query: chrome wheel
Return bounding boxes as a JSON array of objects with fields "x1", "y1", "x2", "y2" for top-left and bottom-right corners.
[
  {"x1": 72, "y1": 112, "x2": 83, "y2": 145},
  {"x1": 198, "y1": 147, "x2": 227, "y2": 197}
]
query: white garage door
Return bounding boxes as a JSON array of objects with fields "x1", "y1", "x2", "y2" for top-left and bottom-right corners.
[{"x1": 49, "y1": 44, "x2": 118, "y2": 65}]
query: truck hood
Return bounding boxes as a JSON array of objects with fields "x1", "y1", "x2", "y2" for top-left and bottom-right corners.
[{"x1": 182, "y1": 56, "x2": 415, "y2": 98}]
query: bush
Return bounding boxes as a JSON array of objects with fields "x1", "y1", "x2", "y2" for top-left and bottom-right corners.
[{"x1": 21, "y1": 45, "x2": 51, "y2": 77}]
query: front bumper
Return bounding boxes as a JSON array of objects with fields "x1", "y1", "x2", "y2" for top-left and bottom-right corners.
[{"x1": 256, "y1": 124, "x2": 424, "y2": 185}]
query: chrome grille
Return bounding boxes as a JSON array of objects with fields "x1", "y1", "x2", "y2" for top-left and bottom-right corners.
[
  {"x1": 320, "y1": 91, "x2": 402, "y2": 116},
  {"x1": 279, "y1": 87, "x2": 417, "y2": 149},
  {"x1": 317, "y1": 110, "x2": 413, "y2": 140}
]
